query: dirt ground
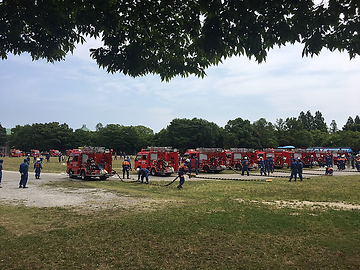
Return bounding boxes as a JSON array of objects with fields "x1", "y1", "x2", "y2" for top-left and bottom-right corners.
[{"x1": 0, "y1": 168, "x2": 359, "y2": 210}]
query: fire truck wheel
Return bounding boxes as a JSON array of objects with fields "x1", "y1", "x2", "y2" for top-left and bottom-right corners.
[
  {"x1": 80, "y1": 170, "x2": 88, "y2": 180},
  {"x1": 275, "y1": 156, "x2": 284, "y2": 167},
  {"x1": 209, "y1": 156, "x2": 219, "y2": 168},
  {"x1": 99, "y1": 176, "x2": 107, "y2": 180},
  {"x1": 68, "y1": 169, "x2": 75, "y2": 178},
  {"x1": 151, "y1": 168, "x2": 157, "y2": 176},
  {"x1": 203, "y1": 165, "x2": 210, "y2": 173},
  {"x1": 235, "y1": 164, "x2": 242, "y2": 171},
  {"x1": 304, "y1": 155, "x2": 311, "y2": 165}
]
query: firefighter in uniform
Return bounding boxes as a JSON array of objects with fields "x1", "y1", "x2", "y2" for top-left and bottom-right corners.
[
  {"x1": 122, "y1": 159, "x2": 131, "y2": 179},
  {"x1": 355, "y1": 155, "x2": 360, "y2": 171},
  {"x1": 177, "y1": 159, "x2": 189, "y2": 189},
  {"x1": 137, "y1": 167, "x2": 150, "y2": 184},
  {"x1": 351, "y1": 155, "x2": 355, "y2": 169},
  {"x1": 325, "y1": 154, "x2": 332, "y2": 167},
  {"x1": 325, "y1": 166, "x2": 333, "y2": 176},
  {"x1": 34, "y1": 158, "x2": 43, "y2": 179},
  {"x1": 318, "y1": 155, "x2": 324, "y2": 167},
  {"x1": 0, "y1": 159, "x2": 3, "y2": 188},
  {"x1": 297, "y1": 158, "x2": 303, "y2": 181},
  {"x1": 19, "y1": 158, "x2": 29, "y2": 188},
  {"x1": 194, "y1": 156, "x2": 199, "y2": 175},
  {"x1": 258, "y1": 157, "x2": 266, "y2": 176},
  {"x1": 289, "y1": 158, "x2": 298, "y2": 182},
  {"x1": 265, "y1": 156, "x2": 273, "y2": 175},
  {"x1": 241, "y1": 157, "x2": 250, "y2": 176},
  {"x1": 126, "y1": 156, "x2": 132, "y2": 170}
]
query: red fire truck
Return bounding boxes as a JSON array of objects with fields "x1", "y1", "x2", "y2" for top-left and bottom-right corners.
[
  {"x1": 264, "y1": 149, "x2": 294, "y2": 168},
  {"x1": 226, "y1": 148, "x2": 270, "y2": 170},
  {"x1": 135, "y1": 147, "x2": 179, "y2": 176},
  {"x1": 10, "y1": 149, "x2": 23, "y2": 157},
  {"x1": 226, "y1": 148, "x2": 255, "y2": 170},
  {"x1": 31, "y1": 149, "x2": 41, "y2": 157},
  {"x1": 50, "y1": 149, "x2": 61, "y2": 157},
  {"x1": 67, "y1": 146, "x2": 115, "y2": 180},
  {"x1": 293, "y1": 149, "x2": 317, "y2": 167},
  {"x1": 183, "y1": 148, "x2": 227, "y2": 173}
]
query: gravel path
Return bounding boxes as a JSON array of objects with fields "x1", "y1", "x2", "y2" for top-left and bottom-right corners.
[
  {"x1": 1, "y1": 168, "x2": 359, "y2": 210},
  {"x1": 0, "y1": 171, "x2": 153, "y2": 210}
]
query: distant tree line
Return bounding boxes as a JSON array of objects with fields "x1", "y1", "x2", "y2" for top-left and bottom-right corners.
[{"x1": 2, "y1": 110, "x2": 360, "y2": 155}]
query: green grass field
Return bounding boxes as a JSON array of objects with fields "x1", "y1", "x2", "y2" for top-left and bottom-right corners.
[{"x1": 1, "y1": 156, "x2": 360, "y2": 269}]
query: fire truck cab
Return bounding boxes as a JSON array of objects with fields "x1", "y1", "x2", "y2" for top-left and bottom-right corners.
[
  {"x1": 67, "y1": 146, "x2": 115, "y2": 180},
  {"x1": 31, "y1": 149, "x2": 41, "y2": 157},
  {"x1": 183, "y1": 148, "x2": 227, "y2": 173},
  {"x1": 50, "y1": 149, "x2": 61, "y2": 157},
  {"x1": 135, "y1": 147, "x2": 179, "y2": 176},
  {"x1": 10, "y1": 149, "x2": 23, "y2": 157}
]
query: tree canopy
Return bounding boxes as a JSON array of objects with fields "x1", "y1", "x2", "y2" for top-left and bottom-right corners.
[
  {"x1": 5, "y1": 112, "x2": 360, "y2": 154},
  {"x1": 1, "y1": 0, "x2": 359, "y2": 80}
]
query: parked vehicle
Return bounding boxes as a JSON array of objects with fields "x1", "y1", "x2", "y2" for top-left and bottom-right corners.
[
  {"x1": 183, "y1": 148, "x2": 227, "y2": 173},
  {"x1": 67, "y1": 146, "x2": 115, "y2": 180},
  {"x1": 135, "y1": 146, "x2": 179, "y2": 176}
]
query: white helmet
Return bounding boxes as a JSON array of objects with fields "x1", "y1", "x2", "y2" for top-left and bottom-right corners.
[
  {"x1": 186, "y1": 159, "x2": 190, "y2": 163},
  {"x1": 136, "y1": 168, "x2": 140, "y2": 172}
]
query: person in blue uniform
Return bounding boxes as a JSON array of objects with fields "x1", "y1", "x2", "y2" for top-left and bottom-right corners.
[
  {"x1": 194, "y1": 156, "x2": 199, "y2": 175},
  {"x1": 265, "y1": 156, "x2": 272, "y2": 175},
  {"x1": 177, "y1": 159, "x2": 189, "y2": 189},
  {"x1": 0, "y1": 159, "x2": 3, "y2": 188},
  {"x1": 188, "y1": 158, "x2": 192, "y2": 178},
  {"x1": 46, "y1": 152, "x2": 50, "y2": 162},
  {"x1": 34, "y1": 158, "x2": 43, "y2": 179},
  {"x1": 289, "y1": 158, "x2": 298, "y2": 182},
  {"x1": 325, "y1": 154, "x2": 332, "y2": 167},
  {"x1": 355, "y1": 155, "x2": 360, "y2": 171},
  {"x1": 122, "y1": 159, "x2": 131, "y2": 179},
  {"x1": 19, "y1": 158, "x2": 29, "y2": 188},
  {"x1": 137, "y1": 167, "x2": 150, "y2": 184},
  {"x1": 258, "y1": 157, "x2": 266, "y2": 176},
  {"x1": 126, "y1": 157, "x2": 132, "y2": 170},
  {"x1": 297, "y1": 158, "x2": 303, "y2": 181},
  {"x1": 241, "y1": 157, "x2": 250, "y2": 176}
]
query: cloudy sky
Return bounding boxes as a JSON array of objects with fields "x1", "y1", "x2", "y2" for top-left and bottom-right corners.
[{"x1": 1, "y1": 37, "x2": 359, "y2": 133}]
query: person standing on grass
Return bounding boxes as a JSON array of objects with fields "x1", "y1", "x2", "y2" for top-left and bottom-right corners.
[
  {"x1": 34, "y1": 158, "x2": 43, "y2": 179},
  {"x1": 0, "y1": 159, "x2": 3, "y2": 188},
  {"x1": 19, "y1": 158, "x2": 29, "y2": 188},
  {"x1": 177, "y1": 159, "x2": 189, "y2": 189},
  {"x1": 289, "y1": 158, "x2": 298, "y2": 182},
  {"x1": 297, "y1": 158, "x2": 303, "y2": 181},
  {"x1": 126, "y1": 156, "x2": 132, "y2": 170}
]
